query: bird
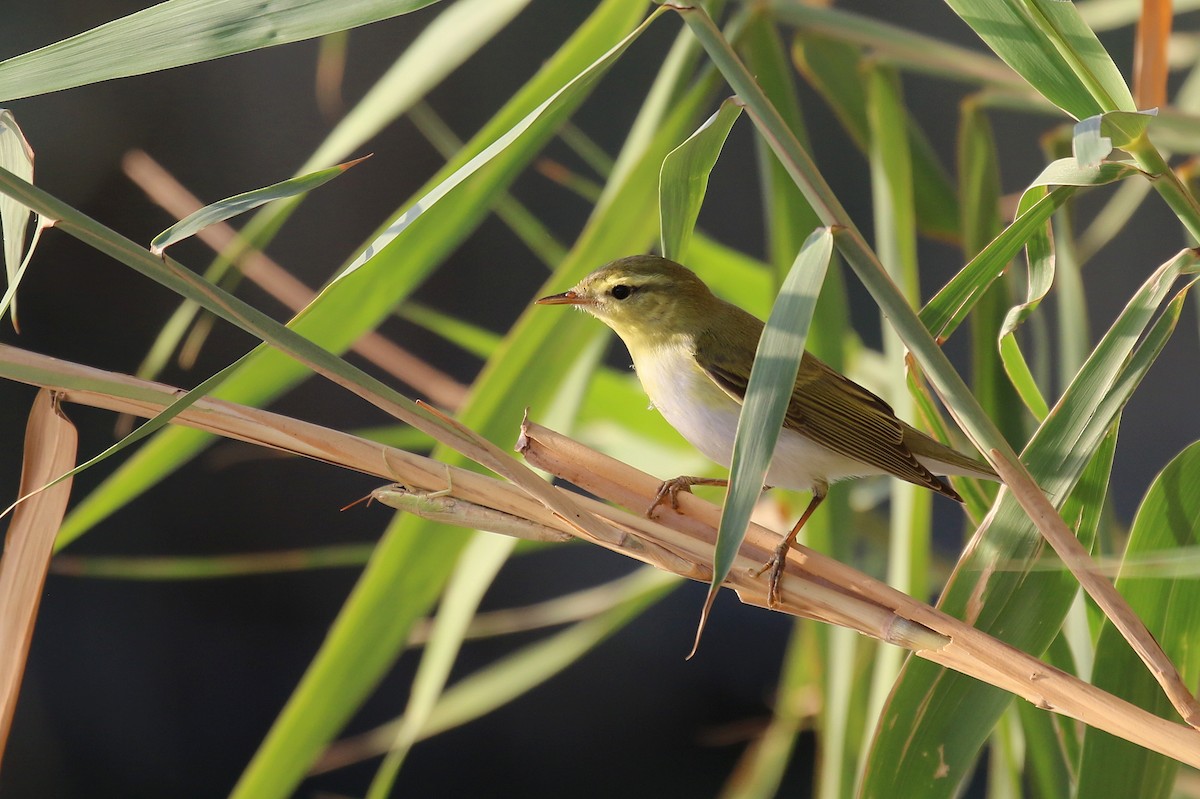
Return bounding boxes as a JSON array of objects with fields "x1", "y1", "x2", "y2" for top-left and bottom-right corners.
[{"x1": 536, "y1": 254, "x2": 998, "y2": 606}]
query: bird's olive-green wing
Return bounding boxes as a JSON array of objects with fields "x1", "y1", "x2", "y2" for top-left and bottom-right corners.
[{"x1": 696, "y1": 335, "x2": 956, "y2": 498}]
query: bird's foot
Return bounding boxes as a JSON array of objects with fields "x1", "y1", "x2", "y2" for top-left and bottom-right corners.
[
  {"x1": 645, "y1": 476, "x2": 729, "y2": 518},
  {"x1": 750, "y1": 537, "x2": 794, "y2": 608}
]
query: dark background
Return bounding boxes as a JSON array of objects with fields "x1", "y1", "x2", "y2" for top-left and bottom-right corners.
[{"x1": 0, "y1": 2, "x2": 1196, "y2": 797}]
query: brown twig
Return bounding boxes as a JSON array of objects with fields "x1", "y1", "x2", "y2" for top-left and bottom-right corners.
[{"x1": 992, "y1": 450, "x2": 1200, "y2": 727}]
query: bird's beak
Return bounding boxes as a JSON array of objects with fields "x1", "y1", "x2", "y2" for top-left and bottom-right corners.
[{"x1": 535, "y1": 290, "x2": 592, "y2": 306}]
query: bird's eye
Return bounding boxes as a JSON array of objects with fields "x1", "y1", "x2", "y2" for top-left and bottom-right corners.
[{"x1": 610, "y1": 284, "x2": 634, "y2": 300}]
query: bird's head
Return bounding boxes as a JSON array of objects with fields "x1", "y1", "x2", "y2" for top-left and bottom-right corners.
[{"x1": 535, "y1": 255, "x2": 716, "y2": 347}]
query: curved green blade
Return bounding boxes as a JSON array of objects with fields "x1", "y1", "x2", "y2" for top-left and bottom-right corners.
[
  {"x1": 658, "y1": 97, "x2": 742, "y2": 261},
  {"x1": 149, "y1": 156, "x2": 369, "y2": 256},
  {"x1": 0, "y1": 110, "x2": 34, "y2": 328},
  {"x1": 694, "y1": 227, "x2": 834, "y2": 651},
  {"x1": 0, "y1": 0, "x2": 444, "y2": 101}
]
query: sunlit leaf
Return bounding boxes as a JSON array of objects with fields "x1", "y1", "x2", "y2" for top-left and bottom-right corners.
[
  {"x1": 149, "y1": 156, "x2": 369, "y2": 256},
  {"x1": 0, "y1": 110, "x2": 34, "y2": 328},
  {"x1": 697, "y1": 227, "x2": 834, "y2": 644},
  {"x1": 0, "y1": 0, "x2": 444, "y2": 101},
  {"x1": 943, "y1": 0, "x2": 1135, "y2": 120},
  {"x1": 659, "y1": 98, "x2": 742, "y2": 261}
]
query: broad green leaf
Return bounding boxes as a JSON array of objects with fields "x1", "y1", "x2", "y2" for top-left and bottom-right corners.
[
  {"x1": 332, "y1": 7, "x2": 665, "y2": 284},
  {"x1": 149, "y1": 156, "x2": 369, "y2": 256},
  {"x1": 1076, "y1": 441, "x2": 1200, "y2": 799},
  {"x1": 0, "y1": 110, "x2": 34, "y2": 328},
  {"x1": 738, "y1": 11, "x2": 823, "y2": 283},
  {"x1": 697, "y1": 227, "x2": 834, "y2": 643},
  {"x1": 0, "y1": 0, "x2": 443, "y2": 101},
  {"x1": 405, "y1": 100, "x2": 568, "y2": 269},
  {"x1": 687, "y1": 234, "x2": 775, "y2": 317},
  {"x1": 57, "y1": 0, "x2": 654, "y2": 544},
  {"x1": 658, "y1": 98, "x2": 742, "y2": 261},
  {"x1": 941, "y1": 0, "x2": 1134, "y2": 120},
  {"x1": 863, "y1": 255, "x2": 1198, "y2": 797},
  {"x1": 1025, "y1": 0, "x2": 1137, "y2": 112},
  {"x1": 790, "y1": 36, "x2": 868, "y2": 151}
]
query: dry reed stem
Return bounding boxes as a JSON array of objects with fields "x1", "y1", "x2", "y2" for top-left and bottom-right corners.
[
  {"x1": 4, "y1": 344, "x2": 1199, "y2": 766},
  {"x1": 992, "y1": 450, "x2": 1200, "y2": 727},
  {"x1": 519, "y1": 420, "x2": 1200, "y2": 768}
]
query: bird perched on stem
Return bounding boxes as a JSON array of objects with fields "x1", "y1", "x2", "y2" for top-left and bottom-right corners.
[{"x1": 537, "y1": 255, "x2": 997, "y2": 606}]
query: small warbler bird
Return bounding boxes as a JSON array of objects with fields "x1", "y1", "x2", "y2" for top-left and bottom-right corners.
[{"x1": 537, "y1": 255, "x2": 997, "y2": 605}]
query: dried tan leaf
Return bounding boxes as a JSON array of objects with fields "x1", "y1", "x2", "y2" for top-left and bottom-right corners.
[{"x1": 0, "y1": 389, "x2": 77, "y2": 764}]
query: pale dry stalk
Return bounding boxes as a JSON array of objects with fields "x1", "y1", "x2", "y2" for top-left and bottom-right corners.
[{"x1": 4, "y1": 344, "x2": 1199, "y2": 766}]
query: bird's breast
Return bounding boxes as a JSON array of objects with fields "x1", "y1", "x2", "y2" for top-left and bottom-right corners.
[
  {"x1": 630, "y1": 343, "x2": 742, "y2": 468},
  {"x1": 629, "y1": 342, "x2": 886, "y2": 493}
]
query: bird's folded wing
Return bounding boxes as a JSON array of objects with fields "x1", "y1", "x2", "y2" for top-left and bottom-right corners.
[{"x1": 699, "y1": 348, "x2": 949, "y2": 494}]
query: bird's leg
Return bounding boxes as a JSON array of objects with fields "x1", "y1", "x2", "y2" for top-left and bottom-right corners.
[
  {"x1": 752, "y1": 487, "x2": 826, "y2": 607},
  {"x1": 646, "y1": 476, "x2": 729, "y2": 518}
]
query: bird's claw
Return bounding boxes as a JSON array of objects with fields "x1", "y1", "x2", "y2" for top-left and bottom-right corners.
[
  {"x1": 750, "y1": 538, "x2": 793, "y2": 607},
  {"x1": 646, "y1": 477, "x2": 693, "y2": 518}
]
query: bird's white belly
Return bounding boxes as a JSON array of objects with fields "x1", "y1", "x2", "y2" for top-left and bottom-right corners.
[{"x1": 632, "y1": 345, "x2": 879, "y2": 493}]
